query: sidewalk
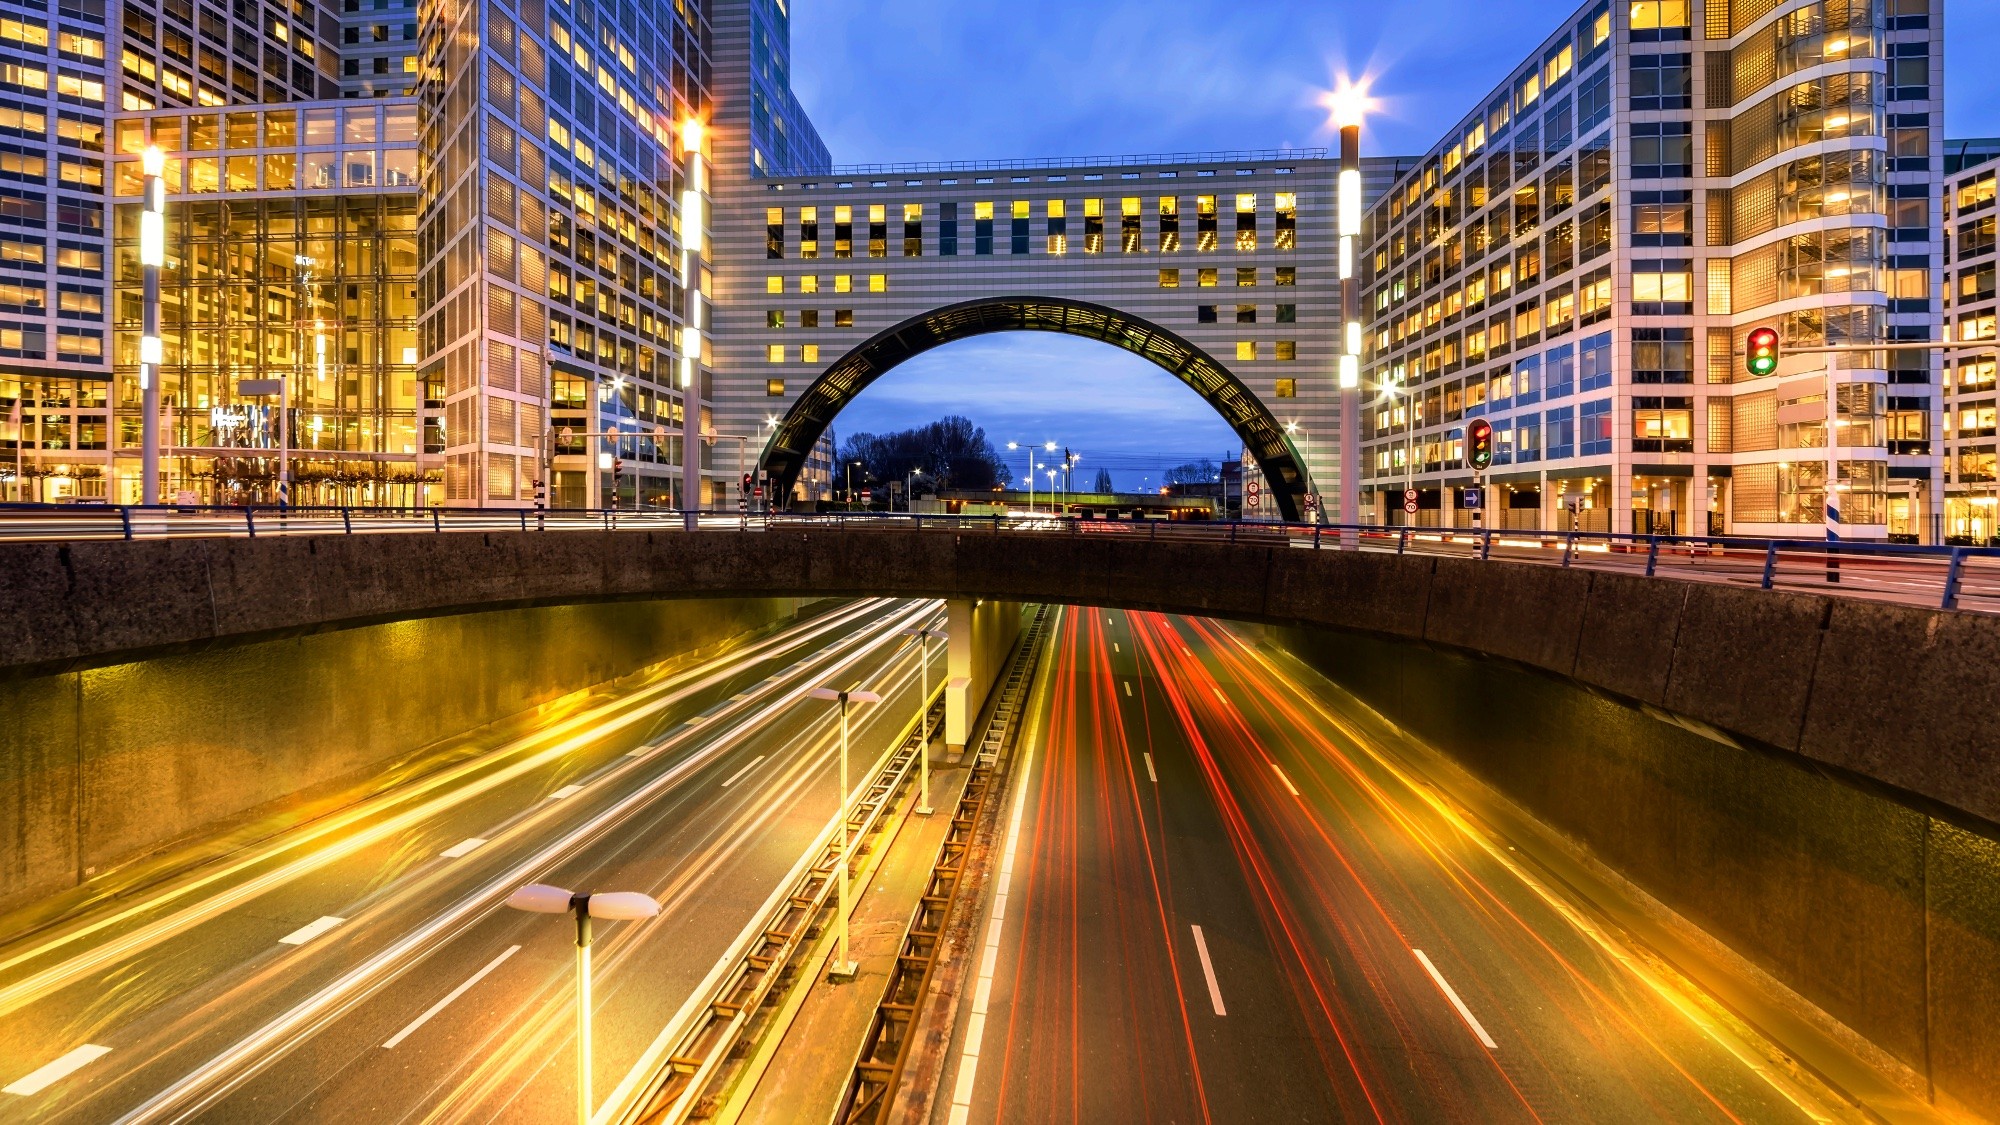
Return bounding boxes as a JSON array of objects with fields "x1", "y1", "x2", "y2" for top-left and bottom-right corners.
[{"x1": 729, "y1": 738, "x2": 970, "y2": 1125}]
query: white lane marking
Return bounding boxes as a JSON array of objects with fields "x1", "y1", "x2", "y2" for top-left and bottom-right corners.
[
  {"x1": 720, "y1": 755, "x2": 767, "y2": 788},
  {"x1": 949, "y1": 616, "x2": 1057, "y2": 1125},
  {"x1": 1122, "y1": 681, "x2": 1132, "y2": 697},
  {"x1": 1190, "y1": 925, "x2": 1227, "y2": 1016},
  {"x1": 439, "y1": 838, "x2": 487, "y2": 859},
  {"x1": 1113, "y1": 643, "x2": 1121, "y2": 653},
  {"x1": 381, "y1": 945, "x2": 521, "y2": 1049},
  {"x1": 549, "y1": 784, "x2": 585, "y2": 800},
  {"x1": 278, "y1": 916, "x2": 345, "y2": 946},
  {"x1": 1413, "y1": 949, "x2": 1498, "y2": 1050},
  {"x1": 1143, "y1": 752, "x2": 1158, "y2": 783},
  {"x1": 1271, "y1": 762, "x2": 1300, "y2": 796},
  {"x1": 4, "y1": 1044, "x2": 111, "y2": 1096}
]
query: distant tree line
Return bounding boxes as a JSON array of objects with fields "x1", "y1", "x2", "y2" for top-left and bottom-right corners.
[{"x1": 839, "y1": 415, "x2": 1007, "y2": 496}]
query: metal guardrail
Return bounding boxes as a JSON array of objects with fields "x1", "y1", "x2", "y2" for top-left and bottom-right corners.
[
  {"x1": 837, "y1": 605, "x2": 1053, "y2": 1125},
  {"x1": 4, "y1": 502, "x2": 1998, "y2": 614},
  {"x1": 821, "y1": 148, "x2": 1331, "y2": 177},
  {"x1": 613, "y1": 683, "x2": 947, "y2": 1125}
]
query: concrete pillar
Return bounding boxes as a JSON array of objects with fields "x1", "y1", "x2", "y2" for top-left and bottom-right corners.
[{"x1": 945, "y1": 598, "x2": 1023, "y2": 752}]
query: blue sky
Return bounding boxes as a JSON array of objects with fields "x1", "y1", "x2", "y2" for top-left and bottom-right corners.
[{"x1": 792, "y1": 0, "x2": 2000, "y2": 487}]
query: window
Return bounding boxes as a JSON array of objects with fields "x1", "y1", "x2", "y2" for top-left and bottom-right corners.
[
  {"x1": 1275, "y1": 341, "x2": 1297, "y2": 361},
  {"x1": 1632, "y1": 327, "x2": 1693, "y2": 383},
  {"x1": 1578, "y1": 331, "x2": 1613, "y2": 391},
  {"x1": 834, "y1": 275, "x2": 852, "y2": 293},
  {"x1": 1629, "y1": 0, "x2": 1691, "y2": 37},
  {"x1": 1277, "y1": 304, "x2": 1296, "y2": 323},
  {"x1": 1630, "y1": 123, "x2": 1692, "y2": 178},
  {"x1": 1197, "y1": 195, "x2": 1218, "y2": 251},
  {"x1": 1159, "y1": 268, "x2": 1181, "y2": 288},
  {"x1": 1577, "y1": 69, "x2": 1611, "y2": 132},
  {"x1": 766, "y1": 310, "x2": 785, "y2": 329},
  {"x1": 1632, "y1": 260, "x2": 1693, "y2": 315},
  {"x1": 939, "y1": 201, "x2": 957, "y2": 256},
  {"x1": 1158, "y1": 196, "x2": 1180, "y2": 253},
  {"x1": 766, "y1": 207, "x2": 784, "y2": 259},
  {"x1": 1236, "y1": 341, "x2": 1257, "y2": 361},
  {"x1": 835, "y1": 309, "x2": 854, "y2": 328},
  {"x1": 868, "y1": 274, "x2": 887, "y2": 293},
  {"x1": 1276, "y1": 267, "x2": 1296, "y2": 286},
  {"x1": 904, "y1": 203, "x2": 923, "y2": 257},
  {"x1": 766, "y1": 344, "x2": 785, "y2": 363},
  {"x1": 1957, "y1": 173, "x2": 1997, "y2": 213},
  {"x1": 1274, "y1": 377, "x2": 1297, "y2": 397},
  {"x1": 766, "y1": 275, "x2": 782, "y2": 294},
  {"x1": 1545, "y1": 405, "x2": 1576, "y2": 458},
  {"x1": 1630, "y1": 54, "x2": 1692, "y2": 111},
  {"x1": 1631, "y1": 192, "x2": 1692, "y2": 246},
  {"x1": 1579, "y1": 399, "x2": 1614, "y2": 456},
  {"x1": 767, "y1": 379, "x2": 785, "y2": 396},
  {"x1": 1046, "y1": 198, "x2": 1066, "y2": 255},
  {"x1": 975, "y1": 201, "x2": 994, "y2": 255},
  {"x1": 1236, "y1": 304, "x2": 1257, "y2": 324},
  {"x1": 1578, "y1": 134, "x2": 1611, "y2": 195},
  {"x1": 1235, "y1": 193, "x2": 1257, "y2": 251},
  {"x1": 1198, "y1": 268, "x2": 1218, "y2": 287},
  {"x1": 1197, "y1": 304, "x2": 1218, "y2": 324},
  {"x1": 1236, "y1": 267, "x2": 1256, "y2": 287},
  {"x1": 1011, "y1": 200, "x2": 1029, "y2": 254},
  {"x1": 801, "y1": 275, "x2": 820, "y2": 294},
  {"x1": 1546, "y1": 342, "x2": 1577, "y2": 398},
  {"x1": 1632, "y1": 397, "x2": 1694, "y2": 452},
  {"x1": 800, "y1": 310, "x2": 821, "y2": 329},
  {"x1": 802, "y1": 344, "x2": 820, "y2": 363}
]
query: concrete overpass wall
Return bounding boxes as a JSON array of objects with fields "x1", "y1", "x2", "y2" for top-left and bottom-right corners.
[
  {"x1": 0, "y1": 597, "x2": 798, "y2": 914},
  {"x1": 944, "y1": 599, "x2": 1023, "y2": 751}
]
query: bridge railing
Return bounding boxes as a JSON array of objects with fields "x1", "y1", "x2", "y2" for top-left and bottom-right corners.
[{"x1": 4, "y1": 502, "x2": 1997, "y2": 614}]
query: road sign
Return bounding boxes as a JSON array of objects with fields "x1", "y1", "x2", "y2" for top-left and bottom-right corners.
[
  {"x1": 861, "y1": 489, "x2": 873, "y2": 503},
  {"x1": 1402, "y1": 488, "x2": 1419, "y2": 515},
  {"x1": 1460, "y1": 487, "x2": 1484, "y2": 510},
  {"x1": 557, "y1": 426, "x2": 575, "y2": 444}
]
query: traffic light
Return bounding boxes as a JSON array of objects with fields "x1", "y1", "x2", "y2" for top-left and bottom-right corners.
[
  {"x1": 1746, "y1": 326, "x2": 1780, "y2": 377},
  {"x1": 1465, "y1": 418, "x2": 1494, "y2": 472}
]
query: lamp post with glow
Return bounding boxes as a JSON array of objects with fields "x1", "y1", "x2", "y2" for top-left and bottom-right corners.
[
  {"x1": 678, "y1": 117, "x2": 708, "y2": 525},
  {"x1": 1330, "y1": 83, "x2": 1370, "y2": 529},
  {"x1": 138, "y1": 144, "x2": 166, "y2": 505},
  {"x1": 504, "y1": 882, "x2": 660, "y2": 1125},
  {"x1": 807, "y1": 685, "x2": 880, "y2": 981}
]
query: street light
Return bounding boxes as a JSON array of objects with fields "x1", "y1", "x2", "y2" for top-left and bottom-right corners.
[
  {"x1": 1328, "y1": 78, "x2": 1372, "y2": 528},
  {"x1": 905, "y1": 466, "x2": 923, "y2": 512},
  {"x1": 899, "y1": 625, "x2": 945, "y2": 815},
  {"x1": 139, "y1": 144, "x2": 166, "y2": 505},
  {"x1": 806, "y1": 685, "x2": 882, "y2": 981},
  {"x1": 504, "y1": 883, "x2": 661, "y2": 1125}
]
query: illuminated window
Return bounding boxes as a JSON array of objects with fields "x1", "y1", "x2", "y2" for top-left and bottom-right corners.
[
  {"x1": 766, "y1": 344, "x2": 785, "y2": 363},
  {"x1": 767, "y1": 379, "x2": 785, "y2": 396},
  {"x1": 1197, "y1": 195, "x2": 1218, "y2": 252},
  {"x1": 868, "y1": 274, "x2": 887, "y2": 293},
  {"x1": 1235, "y1": 193, "x2": 1257, "y2": 251},
  {"x1": 1275, "y1": 377, "x2": 1297, "y2": 397},
  {"x1": 1237, "y1": 341, "x2": 1257, "y2": 361},
  {"x1": 766, "y1": 275, "x2": 782, "y2": 294},
  {"x1": 834, "y1": 275, "x2": 851, "y2": 293},
  {"x1": 1159, "y1": 196, "x2": 1180, "y2": 253},
  {"x1": 1276, "y1": 267, "x2": 1297, "y2": 286},
  {"x1": 835, "y1": 309, "x2": 854, "y2": 328},
  {"x1": 1237, "y1": 268, "x2": 1257, "y2": 287},
  {"x1": 1236, "y1": 304, "x2": 1257, "y2": 324},
  {"x1": 1122, "y1": 198, "x2": 1142, "y2": 253},
  {"x1": 801, "y1": 275, "x2": 820, "y2": 294},
  {"x1": 1083, "y1": 198, "x2": 1104, "y2": 253},
  {"x1": 1629, "y1": 0, "x2": 1691, "y2": 31},
  {"x1": 1275, "y1": 193, "x2": 1296, "y2": 251},
  {"x1": 767, "y1": 310, "x2": 785, "y2": 329},
  {"x1": 802, "y1": 344, "x2": 820, "y2": 362},
  {"x1": 1198, "y1": 268, "x2": 1218, "y2": 287},
  {"x1": 1159, "y1": 269, "x2": 1181, "y2": 288},
  {"x1": 1276, "y1": 342, "x2": 1298, "y2": 362}
]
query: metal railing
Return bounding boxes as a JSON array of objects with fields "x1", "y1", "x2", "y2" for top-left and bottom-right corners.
[
  {"x1": 819, "y1": 147, "x2": 1330, "y2": 178},
  {"x1": 4, "y1": 502, "x2": 1997, "y2": 615}
]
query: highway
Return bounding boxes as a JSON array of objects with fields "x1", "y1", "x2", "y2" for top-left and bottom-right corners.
[
  {"x1": 0, "y1": 597, "x2": 943, "y2": 1123},
  {"x1": 940, "y1": 606, "x2": 1875, "y2": 1125}
]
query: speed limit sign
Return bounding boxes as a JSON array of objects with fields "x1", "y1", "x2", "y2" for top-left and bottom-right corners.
[{"x1": 1403, "y1": 488, "x2": 1419, "y2": 515}]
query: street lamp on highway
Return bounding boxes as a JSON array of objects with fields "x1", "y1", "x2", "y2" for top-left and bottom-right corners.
[
  {"x1": 807, "y1": 685, "x2": 881, "y2": 981},
  {"x1": 899, "y1": 624, "x2": 946, "y2": 816},
  {"x1": 504, "y1": 882, "x2": 661, "y2": 1125}
]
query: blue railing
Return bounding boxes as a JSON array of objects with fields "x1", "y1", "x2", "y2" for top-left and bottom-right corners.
[{"x1": 2, "y1": 503, "x2": 1996, "y2": 614}]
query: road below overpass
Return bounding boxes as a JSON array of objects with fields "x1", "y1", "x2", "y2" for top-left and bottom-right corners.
[
  {"x1": 0, "y1": 598, "x2": 941, "y2": 1123},
  {"x1": 937, "y1": 606, "x2": 1886, "y2": 1124}
]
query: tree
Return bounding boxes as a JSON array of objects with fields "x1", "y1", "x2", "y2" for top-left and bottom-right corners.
[
  {"x1": 1164, "y1": 459, "x2": 1220, "y2": 485},
  {"x1": 1092, "y1": 468, "x2": 1115, "y2": 494},
  {"x1": 839, "y1": 415, "x2": 1007, "y2": 498}
]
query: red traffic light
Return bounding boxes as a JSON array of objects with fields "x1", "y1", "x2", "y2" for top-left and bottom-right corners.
[
  {"x1": 1746, "y1": 327, "x2": 1780, "y2": 377},
  {"x1": 1465, "y1": 418, "x2": 1494, "y2": 471}
]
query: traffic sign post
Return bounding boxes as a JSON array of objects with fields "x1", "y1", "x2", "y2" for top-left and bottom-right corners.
[
  {"x1": 1402, "y1": 488, "x2": 1419, "y2": 518},
  {"x1": 1463, "y1": 419, "x2": 1493, "y2": 528}
]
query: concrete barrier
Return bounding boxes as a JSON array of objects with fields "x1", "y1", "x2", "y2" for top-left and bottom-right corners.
[{"x1": 0, "y1": 597, "x2": 799, "y2": 914}]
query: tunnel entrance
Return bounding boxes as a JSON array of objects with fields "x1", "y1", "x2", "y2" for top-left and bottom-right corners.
[{"x1": 757, "y1": 296, "x2": 1316, "y2": 522}]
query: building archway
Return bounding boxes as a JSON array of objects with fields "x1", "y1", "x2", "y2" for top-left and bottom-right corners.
[{"x1": 759, "y1": 296, "x2": 1314, "y2": 520}]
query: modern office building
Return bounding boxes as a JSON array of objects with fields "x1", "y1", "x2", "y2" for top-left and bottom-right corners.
[
  {"x1": 0, "y1": 0, "x2": 1968, "y2": 532},
  {"x1": 1356, "y1": 0, "x2": 1946, "y2": 540},
  {"x1": 1943, "y1": 151, "x2": 1997, "y2": 542}
]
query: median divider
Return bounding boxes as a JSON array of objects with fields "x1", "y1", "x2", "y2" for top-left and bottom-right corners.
[{"x1": 605, "y1": 679, "x2": 948, "y2": 1125}]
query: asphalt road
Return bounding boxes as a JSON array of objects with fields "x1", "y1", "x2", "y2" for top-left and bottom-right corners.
[
  {"x1": 940, "y1": 606, "x2": 1876, "y2": 1125},
  {"x1": 0, "y1": 596, "x2": 943, "y2": 1124}
]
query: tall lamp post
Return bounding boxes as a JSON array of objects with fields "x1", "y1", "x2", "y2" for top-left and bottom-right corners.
[
  {"x1": 678, "y1": 117, "x2": 708, "y2": 525},
  {"x1": 1331, "y1": 83, "x2": 1370, "y2": 529},
  {"x1": 138, "y1": 144, "x2": 166, "y2": 505},
  {"x1": 504, "y1": 882, "x2": 661, "y2": 1125},
  {"x1": 807, "y1": 685, "x2": 881, "y2": 981},
  {"x1": 900, "y1": 624, "x2": 945, "y2": 816}
]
